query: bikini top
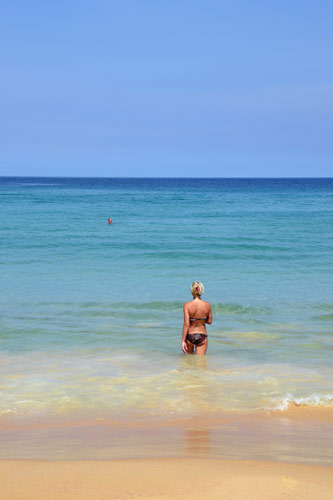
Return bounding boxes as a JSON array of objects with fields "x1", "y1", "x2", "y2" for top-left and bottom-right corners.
[{"x1": 189, "y1": 316, "x2": 208, "y2": 321}]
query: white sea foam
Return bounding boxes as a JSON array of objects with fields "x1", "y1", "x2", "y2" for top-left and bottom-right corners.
[{"x1": 275, "y1": 393, "x2": 333, "y2": 411}]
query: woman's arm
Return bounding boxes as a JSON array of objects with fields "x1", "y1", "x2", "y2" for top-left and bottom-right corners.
[
  {"x1": 182, "y1": 305, "x2": 190, "y2": 353},
  {"x1": 206, "y1": 304, "x2": 213, "y2": 325}
]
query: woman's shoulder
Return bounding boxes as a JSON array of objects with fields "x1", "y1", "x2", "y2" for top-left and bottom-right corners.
[{"x1": 184, "y1": 300, "x2": 211, "y2": 308}]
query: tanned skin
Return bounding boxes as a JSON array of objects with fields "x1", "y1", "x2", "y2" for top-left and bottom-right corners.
[{"x1": 182, "y1": 293, "x2": 212, "y2": 355}]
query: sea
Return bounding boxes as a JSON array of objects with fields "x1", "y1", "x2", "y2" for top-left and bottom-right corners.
[{"x1": 1, "y1": 177, "x2": 333, "y2": 426}]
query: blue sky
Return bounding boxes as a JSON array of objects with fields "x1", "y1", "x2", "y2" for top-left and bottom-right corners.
[{"x1": 1, "y1": 1, "x2": 332, "y2": 177}]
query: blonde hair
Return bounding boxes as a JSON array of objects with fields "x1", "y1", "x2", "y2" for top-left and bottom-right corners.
[{"x1": 190, "y1": 281, "x2": 204, "y2": 296}]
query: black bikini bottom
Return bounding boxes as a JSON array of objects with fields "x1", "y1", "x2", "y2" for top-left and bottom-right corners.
[{"x1": 186, "y1": 333, "x2": 207, "y2": 346}]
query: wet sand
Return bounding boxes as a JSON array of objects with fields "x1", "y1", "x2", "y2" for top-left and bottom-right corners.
[
  {"x1": 1, "y1": 406, "x2": 332, "y2": 464},
  {"x1": 1, "y1": 406, "x2": 332, "y2": 499},
  {"x1": 1, "y1": 458, "x2": 333, "y2": 500}
]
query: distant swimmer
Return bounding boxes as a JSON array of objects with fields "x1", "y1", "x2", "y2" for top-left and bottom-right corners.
[
  {"x1": 108, "y1": 218, "x2": 112, "y2": 224},
  {"x1": 182, "y1": 281, "x2": 212, "y2": 355}
]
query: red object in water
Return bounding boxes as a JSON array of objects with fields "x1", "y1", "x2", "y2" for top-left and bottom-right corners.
[{"x1": 108, "y1": 218, "x2": 112, "y2": 224}]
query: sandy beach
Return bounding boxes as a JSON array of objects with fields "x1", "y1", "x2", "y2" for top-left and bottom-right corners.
[
  {"x1": 1, "y1": 407, "x2": 332, "y2": 499},
  {"x1": 2, "y1": 458, "x2": 333, "y2": 500},
  {"x1": 2, "y1": 406, "x2": 332, "y2": 462}
]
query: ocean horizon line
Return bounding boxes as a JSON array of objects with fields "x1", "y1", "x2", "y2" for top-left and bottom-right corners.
[{"x1": 1, "y1": 175, "x2": 333, "y2": 180}]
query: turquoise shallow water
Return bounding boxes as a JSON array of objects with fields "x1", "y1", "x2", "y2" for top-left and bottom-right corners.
[{"x1": 0, "y1": 177, "x2": 333, "y2": 420}]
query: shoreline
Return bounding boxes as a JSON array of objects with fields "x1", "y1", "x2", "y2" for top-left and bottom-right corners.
[
  {"x1": 1, "y1": 458, "x2": 333, "y2": 500},
  {"x1": 1, "y1": 405, "x2": 332, "y2": 464},
  {"x1": 1, "y1": 403, "x2": 332, "y2": 432}
]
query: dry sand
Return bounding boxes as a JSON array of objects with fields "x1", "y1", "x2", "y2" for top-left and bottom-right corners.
[{"x1": 1, "y1": 458, "x2": 333, "y2": 500}]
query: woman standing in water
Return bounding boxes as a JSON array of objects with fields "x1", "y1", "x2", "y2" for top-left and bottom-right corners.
[{"x1": 182, "y1": 281, "x2": 212, "y2": 355}]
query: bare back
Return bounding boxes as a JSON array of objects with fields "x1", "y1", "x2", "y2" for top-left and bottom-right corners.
[{"x1": 184, "y1": 298, "x2": 212, "y2": 334}]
